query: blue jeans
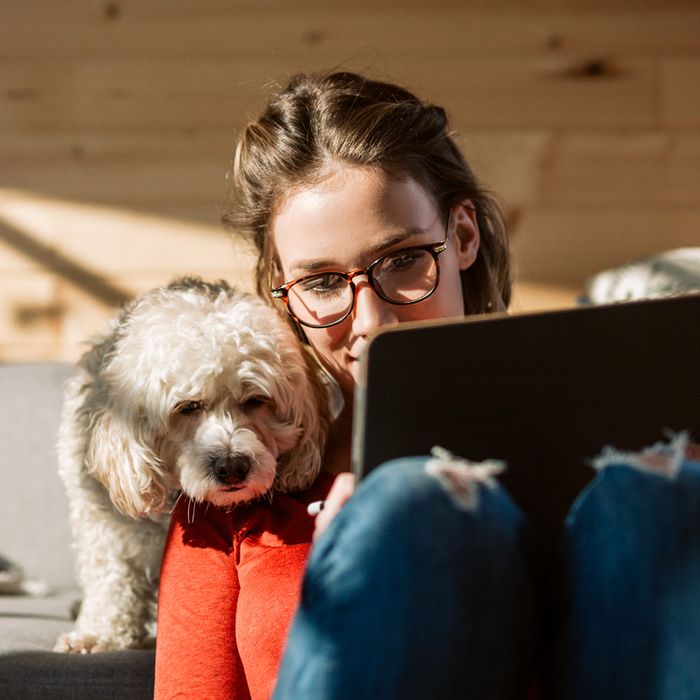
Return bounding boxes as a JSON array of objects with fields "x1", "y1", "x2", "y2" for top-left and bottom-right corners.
[
  {"x1": 273, "y1": 454, "x2": 700, "y2": 700},
  {"x1": 548, "y1": 459, "x2": 700, "y2": 700}
]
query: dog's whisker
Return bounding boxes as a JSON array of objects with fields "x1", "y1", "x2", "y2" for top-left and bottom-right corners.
[{"x1": 170, "y1": 491, "x2": 185, "y2": 515}]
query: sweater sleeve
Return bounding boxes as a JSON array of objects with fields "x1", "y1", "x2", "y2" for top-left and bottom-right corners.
[{"x1": 154, "y1": 497, "x2": 251, "y2": 700}]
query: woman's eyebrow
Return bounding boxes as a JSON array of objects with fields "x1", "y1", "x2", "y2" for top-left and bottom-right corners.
[
  {"x1": 290, "y1": 226, "x2": 429, "y2": 274},
  {"x1": 370, "y1": 226, "x2": 427, "y2": 255}
]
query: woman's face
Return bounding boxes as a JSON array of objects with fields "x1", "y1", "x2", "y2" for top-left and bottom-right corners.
[{"x1": 272, "y1": 164, "x2": 480, "y2": 400}]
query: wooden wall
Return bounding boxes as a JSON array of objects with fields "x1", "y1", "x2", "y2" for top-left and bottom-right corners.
[{"x1": 1, "y1": 0, "x2": 699, "y2": 361}]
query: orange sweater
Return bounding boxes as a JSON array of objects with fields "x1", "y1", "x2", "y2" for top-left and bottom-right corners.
[{"x1": 154, "y1": 472, "x2": 334, "y2": 700}]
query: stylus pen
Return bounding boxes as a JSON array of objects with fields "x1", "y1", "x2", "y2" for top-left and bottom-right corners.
[{"x1": 307, "y1": 500, "x2": 325, "y2": 517}]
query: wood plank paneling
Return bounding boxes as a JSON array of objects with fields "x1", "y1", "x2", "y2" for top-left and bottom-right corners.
[
  {"x1": 511, "y1": 207, "x2": 700, "y2": 287},
  {"x1": 1, "y1": 159, "x2": 227, "y2": 207},
  {"x1": 0, "y1": 55, "x2": 661, "y2": 132},
  {"x1": 1, "y1": 1, "x2": 699, "y2": 361},
  {"x1": 5, "y1": 129, "x2": 700, "y2": 218},
  {"x1": 662, "y1": 58, "x2": 700, "y2": 127},
  {"x1": 2, "y1": 10, "x2": 700, "y2": 59},
  {"x1": 510, "y1": 280, "x2": 580, "y2": 313},
  {"x1": 458, "y1": 131, "x2": 551, "y2": 207},
  {"x1": 0, "y1": 266, "x2": 254, "y2": 362},
  {"x1": 0, "y1": 191, "x2": 249, "y2": 273},
  {"x1": 0, "y1": 132, "x2": 236, "y2": 220},
  {"x1": 539, "y1": 132, "x2": 700, "y2": 205}
]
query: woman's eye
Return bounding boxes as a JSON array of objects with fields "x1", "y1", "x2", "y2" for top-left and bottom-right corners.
[
  {"x1": 178, "y1": 400, "x2": 204, "y2": 415},
  {"x1": 386, "y1": 250, "x2": 420, "y2": 271},
  {"x1": 300, "y1": 273, "x2": 345, "y2": 296}
]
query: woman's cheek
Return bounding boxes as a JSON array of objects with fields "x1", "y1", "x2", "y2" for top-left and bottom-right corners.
[{"x1": 306, "y1": 326, "x2": 354, "y2": 393}]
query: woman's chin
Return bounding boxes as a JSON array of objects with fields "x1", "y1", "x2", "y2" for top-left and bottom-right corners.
[{"x1": 345, "y1": 359, "x2": 364, "y2": 391}]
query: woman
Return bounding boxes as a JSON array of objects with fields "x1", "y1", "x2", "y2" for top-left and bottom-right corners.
[{"x1": 154, "y1": 71, "x2": 700, "y2": 700}]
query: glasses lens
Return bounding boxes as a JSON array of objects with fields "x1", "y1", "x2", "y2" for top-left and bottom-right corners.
[
  {"x1": 287, "y1": 273, "x2": 353, "y2": 327},
  {"x1": 373, "y1": 248, "x2": 438, "y2": 303}
]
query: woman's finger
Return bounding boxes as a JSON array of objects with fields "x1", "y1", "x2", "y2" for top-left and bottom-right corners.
[{"x1": 313, "y1": 472, "x2": 355, "y2": 541}]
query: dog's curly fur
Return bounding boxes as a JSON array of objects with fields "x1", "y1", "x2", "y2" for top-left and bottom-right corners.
[{"x1": 55, "y1": 278, "x2": 329, "y2": 653}]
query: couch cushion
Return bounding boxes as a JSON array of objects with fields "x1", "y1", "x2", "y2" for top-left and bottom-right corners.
[
  {"x1": 0, "y1": 364, "x2": 156, "y2": 697},
  {"x1": 0, "y1": 362, "x2": 76, "y2": 589},
  {"x1": 0, "y1": 590, "x2": 78, "y2": 653},
  {"x1": 0, "y1": 648, "x2": 155, "y2": 700},
  {"x1": 0, "y1": 590, "x2": 154, "y2": 699}
]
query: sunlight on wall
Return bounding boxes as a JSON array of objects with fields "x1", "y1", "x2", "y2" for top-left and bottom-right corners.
[{"x1": 0, "y1": 189, "x2": 257, "y2": 362}]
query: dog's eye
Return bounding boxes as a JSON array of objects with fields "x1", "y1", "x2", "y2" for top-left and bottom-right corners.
[
  {"x1": 177, "y1": 400, "x2": 204, "y2": 415},
  {"x1": 243, "y1": 396, "x2": 268, "y2": 411}
]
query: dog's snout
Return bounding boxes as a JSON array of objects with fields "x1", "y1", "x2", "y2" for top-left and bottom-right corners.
[{"x1": 210, "y1": 454, "x2": 251, "y2": 484}]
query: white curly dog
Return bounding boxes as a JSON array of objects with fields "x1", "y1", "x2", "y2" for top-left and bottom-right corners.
[{"x1": 55, "y1": 278, "x2": 328, "y2": 653}]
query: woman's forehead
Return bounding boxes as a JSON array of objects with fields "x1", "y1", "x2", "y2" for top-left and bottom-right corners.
[{"x1": 271, "y1": 166, "x2": 440, "y2": 275}]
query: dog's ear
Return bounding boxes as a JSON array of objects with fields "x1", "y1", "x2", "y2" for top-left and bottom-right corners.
[
  {"x1": 86, "y1": 408, "x2": 173, "y2": 518},
  {"x1": 275, "y1": 363, "x2": 330, "y2": 493}
]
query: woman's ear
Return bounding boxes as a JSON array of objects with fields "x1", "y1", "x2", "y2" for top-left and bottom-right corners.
[{"x1": 451, "y1": 201, "x2": 480, "y2": 271}]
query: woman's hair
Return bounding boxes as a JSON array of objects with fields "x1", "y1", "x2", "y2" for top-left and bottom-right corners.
[{"x1": 222, "y1": 70, "x2": 511, "y2": 316}]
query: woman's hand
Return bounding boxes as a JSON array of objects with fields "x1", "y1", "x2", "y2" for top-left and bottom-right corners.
[{"x1": 314, "y1": 472, "x2": 355, "y2": 541}]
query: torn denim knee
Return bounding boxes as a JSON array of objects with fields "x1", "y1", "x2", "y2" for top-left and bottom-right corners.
[
  {"x1": 425, "y1": 446, "x2": 505, "y2": 512},
  {"x1": 590, "y1": 431, "x2": 694, "y2": 480}
]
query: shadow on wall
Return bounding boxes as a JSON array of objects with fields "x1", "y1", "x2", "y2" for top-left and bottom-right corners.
[
  {"x1": 0, "y1": 189, "x2": 256, "y2": 362},
  {"x1": 0, "y1": 213, "x2": 133, "y2": 307}
]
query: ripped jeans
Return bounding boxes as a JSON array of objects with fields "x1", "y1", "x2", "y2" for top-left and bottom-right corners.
[{"x1": 273, "y1": 439, "x2": 700, "y2": 700}]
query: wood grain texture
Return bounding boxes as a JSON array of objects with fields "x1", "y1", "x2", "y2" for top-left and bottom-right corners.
[
  {"x1": 511, "y1": 207, "x2": 700, "y2": 286},
  {"x1": 1, "y1": 1, "x2": 699, "y2": 360}
]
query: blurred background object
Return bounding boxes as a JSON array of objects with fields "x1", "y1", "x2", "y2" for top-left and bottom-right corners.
[{"x1": 1, "y1": 0, "x2": 700, "y2": 361}]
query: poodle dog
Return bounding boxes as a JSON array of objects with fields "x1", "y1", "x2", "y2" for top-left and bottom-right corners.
[{"x1": 55, "y1": 277, "x2": 328, "y2": 653}]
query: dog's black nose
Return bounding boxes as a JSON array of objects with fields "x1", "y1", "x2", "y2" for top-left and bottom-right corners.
[{"x1": 210, "y1": 454, "x2": 251, "y2": 484}]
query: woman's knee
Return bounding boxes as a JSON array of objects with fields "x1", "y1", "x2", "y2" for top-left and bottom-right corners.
[
  {"x1": 290, "y1": 456, "x2": 537, "y2": 699},
  {"x1": 306, "y1": 455, "x2": 534, "y2": 601},
  {"x1": 565, "y1": 453, "x2": 700, "y2": 547},
  {"x1": 550, "y1": 449, "x2": 700, "y2": 698},
  {"x1": 345, "y1": 456, "x2": 525, "y2": 544}
]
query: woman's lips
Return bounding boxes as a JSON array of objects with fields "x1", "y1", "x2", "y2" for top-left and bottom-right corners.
[{"x1": 348, "y1": 340, "x2": 367, "y2": 361}]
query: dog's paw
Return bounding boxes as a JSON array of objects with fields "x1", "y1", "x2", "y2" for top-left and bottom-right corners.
[
  {"x1": 54, "y1": 631, "x2": 104, "y2": 653},
  {"x1": 54, "y1": 630, "x2": 151, "y2": 654}
]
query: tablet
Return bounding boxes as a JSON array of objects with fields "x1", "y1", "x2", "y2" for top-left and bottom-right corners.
[{"x1": 351, "y1": 293, "x2": 700, "y2": 553}]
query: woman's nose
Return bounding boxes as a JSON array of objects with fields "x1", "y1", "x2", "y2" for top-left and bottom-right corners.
[{"x1": 351, "y1": 279, "x2": 398, "y2": 336}]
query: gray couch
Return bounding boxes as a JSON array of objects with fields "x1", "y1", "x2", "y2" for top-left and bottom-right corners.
[{"x1": 0, "y1": 363, "x2": 154, "y2": 699}]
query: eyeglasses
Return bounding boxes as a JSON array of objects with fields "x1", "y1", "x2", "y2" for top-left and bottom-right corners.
[{"x1": 271, "y1": 218, "x2": 450, "y2": 329}]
